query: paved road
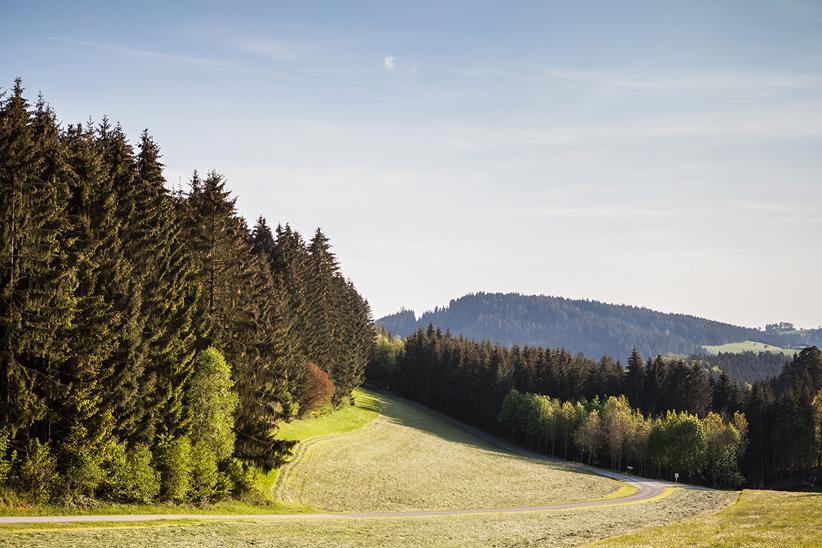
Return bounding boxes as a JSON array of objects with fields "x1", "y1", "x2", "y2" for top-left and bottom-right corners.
[{"x1": 0, "y1": 397, "x2": 686, "y2": 524}]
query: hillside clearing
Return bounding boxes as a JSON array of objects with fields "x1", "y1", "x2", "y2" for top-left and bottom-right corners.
[
  {"x1": 0, "y1": 489, "x2": 736, "y2": 547},
  {"x1": 274, "y1": 389, "x2": 622, "y2": 512},
  {"x1": 597, "y1": 489, "x2": 822, "y2": 547},
  {"x1": 702, "y1": 340, "x2": 796, "y2": 356}
]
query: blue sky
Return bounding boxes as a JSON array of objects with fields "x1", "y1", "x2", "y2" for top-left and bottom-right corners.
[{"x1": 2, "y1": 0, "x2": 821, "y2": 328}]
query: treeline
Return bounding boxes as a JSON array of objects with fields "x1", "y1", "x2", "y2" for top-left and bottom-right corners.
[
  {"x1": 377, "y1": 292, "x2": 788, "y2": 360},
  {"x1": 695, "y1": 351, "x2": 790, "y2": 385},
  {"x1": 0, "y1": 80, "x2": 373, "y2": 504},
  {"x1": 370, "y1": 325, "x2": 822, "y2": 487},
  {"x1": 498, "y1": 391, "x2": 747, "y2": 487}
]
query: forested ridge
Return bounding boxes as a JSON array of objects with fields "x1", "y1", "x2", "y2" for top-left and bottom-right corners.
[
  {"x1": 369, "y1": 327, "x2": 822, "y2": 488},
  {"x1": 378, "y1": 292, "x2": 819, "y2": 364},
  {"x1": 0, "y1": 80, "x2": 374, "y2": 504}
]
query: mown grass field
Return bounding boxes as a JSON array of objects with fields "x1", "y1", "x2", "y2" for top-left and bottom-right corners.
[
  {"x1": 251, "y1": 387, "x2": 381, "y2": 500},
  {"x1": 597, "y1": 489, "x2": 822, "y2": 547},
  {"x1": 702, "y1": 340, "x2": 797, "y2": 356},
  {"x1": 0, "y1": 489, "x2": 736, "y2": 547},
  {"x1": 276, "y1": 388, "x2": 381, "y2": 442},
  {"x1": 275, "y1": 389, "x2": 622, "y2": 511}
]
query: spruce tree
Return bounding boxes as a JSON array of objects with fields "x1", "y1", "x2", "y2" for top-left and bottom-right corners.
[
  {"x1": 58, "y1": 121, "x2": 125, "y2": 469},
  {"x1": 0, "y1": 80, "x2": 77, "y2": 449},
  {"x1": 133, "y1": 131, "x2": 198, "y2": 441},
  {"x1": 183, "y1": 172, "x2": 295, "y2": 469},
  {"x1": 95, "y1": 121, "x2": 149, "y2": 443},
  {"x1": 624, "y1": 349, "x2": 645, "y2": 409},
  {"x1": 306, "y1": 228, "x2": 345, "y2": 400}
]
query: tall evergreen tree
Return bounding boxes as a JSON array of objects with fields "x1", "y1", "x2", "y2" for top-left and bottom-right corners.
[
  {"x1": 0, "y1": 80, "x2": 77, "y2": 449},
  {"x1": 183, "y1": 171, "x2": 295, "y2": 469},
  {"x1": 624, "y1": 348, "x2": 645, "y2": 408},
  {"x1": 95, "y1": 120, "x2": 148, "y2": 443},
  {"x1": 133, "y1": 131, "x2": 199, "y2": 441},
  {"x1": 306, "y1": 228, "x2": 345, "y2": 400},
  {"x1": 58, "y1": 121, "x2": 125, "y2": 470}
]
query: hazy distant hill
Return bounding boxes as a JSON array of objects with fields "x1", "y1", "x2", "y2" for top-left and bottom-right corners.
[{"x1": 378, "y1": 292, "x2": 796, "y2": 361}]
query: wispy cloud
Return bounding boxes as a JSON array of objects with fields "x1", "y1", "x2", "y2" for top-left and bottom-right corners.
[
  {"x1": 50, "y1": 37, "x2": 245, "y2": 69},
  {"x1": 226, "y1": 36, "x2": 294, "y2": 62},
  {"x1": 773, "y1": 0, "x2": 822, "y2": 22},
  {"x1": 461, "y1": 64, "x2": 822, "y2": 95},
  {"x1": 548, "y1": 69, "x2": 822, "y2": 93},
  {"x1": 435, "y1": 99, "x2": 822, "y2": 151},
  {"x1": 52, "y1": 36, "x2": 434, "y2": 108},
  {"x1": 383, "y1": 56, "x2": 396, "y2": 70}
]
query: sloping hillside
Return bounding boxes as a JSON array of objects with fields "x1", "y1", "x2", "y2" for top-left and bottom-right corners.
[
  {"x1": 378, "y1": 292, "x2": 784, "y2": 360},
  {"x1": 274, "y1": 389, "x2": 620, "y2": 511}
]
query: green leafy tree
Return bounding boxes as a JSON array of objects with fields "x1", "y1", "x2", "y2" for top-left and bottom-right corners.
[
  {"x1": 189, "y1": 441, "x2": 219, "y2": 503},
  {"x1": 703, "y1": 411, "x2": 745, "y2": 487},
  {"x1": 158, "y1": 436, "x2": 192, "y2": 502},
  {"x1": 189, "y1": 347, "x2": 237, "y2": 461},
  {"x1": 575, "y1": 408, "x2": 602, "y2": 464},
  {"x1": 603, "y1": 395, "x2": 632, "y2": 470},
  {"x1": 498, "y1": 388, "x2": 527, "y2": 441}
]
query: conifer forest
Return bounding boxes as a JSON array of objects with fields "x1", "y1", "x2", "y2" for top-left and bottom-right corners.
[{"x1": 0, "y1": 80, "x2": 374, "y2": 504}]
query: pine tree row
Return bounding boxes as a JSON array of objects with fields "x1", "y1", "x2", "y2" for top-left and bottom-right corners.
[
  {"x1": 0, "y1": 80, "x2": 374, "y2": 503},
  {"x1": 372, "y1": 325, "x2": 822, "y2": 487}
]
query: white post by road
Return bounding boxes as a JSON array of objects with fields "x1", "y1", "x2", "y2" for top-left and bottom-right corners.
[{"x1": 674, "y1": 472, "x2": 679, "y2": 486}]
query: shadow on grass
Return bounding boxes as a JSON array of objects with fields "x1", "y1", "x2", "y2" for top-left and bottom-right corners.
[{"x1": 358, "y1": 386, "x2": 608, "y2": 482}]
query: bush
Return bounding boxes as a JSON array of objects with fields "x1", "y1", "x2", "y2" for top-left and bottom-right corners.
[
  {"x1": 223, "y1": 457, "x2": 256, "y2": 499},
  {"x1": 158, "y1": 436, "x2": 192, "y2": 502},
  {"x1": 127, "y1": 444, "x2": 161, "y2": 502},
  {"x1": 101, "y1": 442, "x2": 129, "y2": 499},
  {"x1": 105, "y1": 443, "x2": 161, "y2": 503},
  {"x1": 19, "y1": 439, "x2": 58, "y2": 502},
  {"x1": 189, "y1": 347, "x2": 238, "y2": 461},
  {"x1": 189, "y1": 442, "x2": 218, "y2": 503},
  {"x1": 300, "y1": 362, "x2": 335, "y2": 416},
  {"x1": 0, "y1": 427, "x2": 12, "y2": 485},
  {"x1": 59, "y1": 448, "x2": 104, "y2": 503}
]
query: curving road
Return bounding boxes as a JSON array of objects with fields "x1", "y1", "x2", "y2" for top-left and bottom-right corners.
[{"x1": 0, "y1": 398, "x2": 688, "y2": 525}]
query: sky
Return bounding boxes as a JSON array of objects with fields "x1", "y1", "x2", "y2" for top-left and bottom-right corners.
[{"x1": 2, "y1": 0, "x2": 821, "y2": 328}]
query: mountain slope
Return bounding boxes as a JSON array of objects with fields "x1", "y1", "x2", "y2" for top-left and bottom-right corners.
[{"x1": 378, "y1": 292, "x2": 787, "y2": 360}]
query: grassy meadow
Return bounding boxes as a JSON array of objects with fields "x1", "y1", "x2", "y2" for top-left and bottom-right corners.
[
  {"x1": 274, "y1": 389, "x2": 621, "y2": 511},
  {"x1": 276, "y1": 388, "x2": 381, "y2": 442},
  {"x1": 251, "y1": 387, "x2": 381, "y2": 501},
  {"x1": 598, "y1": 489, "x2": 822, "y2": 547},
  {"x1": 3, "y1": 388, "x2": 801, "y2": 547},
  {"x1": 702, "y1": 340, "x2": 797, "y2": 356}
]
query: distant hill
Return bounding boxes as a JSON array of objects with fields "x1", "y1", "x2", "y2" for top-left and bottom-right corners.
[{"x1": 377, "y1": 292, "x2": 801, "y2": 362}]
